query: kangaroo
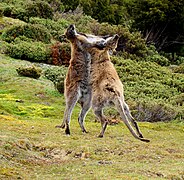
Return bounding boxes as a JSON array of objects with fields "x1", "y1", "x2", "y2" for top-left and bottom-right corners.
[
  {"x1": 56, "y1": 25, "x2": 105, "y2": 135},
  {"x1": 88, "y1": 34, "x2": 150, "y2": 142}
]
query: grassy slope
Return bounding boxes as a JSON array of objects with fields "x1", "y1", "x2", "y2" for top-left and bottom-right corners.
[{"x1": 0, "y1": 54, "x2": 184, "y2": 179}]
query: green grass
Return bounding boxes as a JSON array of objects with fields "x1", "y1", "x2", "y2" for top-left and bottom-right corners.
[{"x1": 0, "y1": 54, "x2": 184, "y2": 179}]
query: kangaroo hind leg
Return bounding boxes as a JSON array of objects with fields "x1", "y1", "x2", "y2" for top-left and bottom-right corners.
[
  {"x1": 78, "y1": 93, "x2": 92, "y2": 133},
  {"x1": 94, "y1": 108, "x2": 108, "y2": 138},
  {"x1": 56, "y1": 88, "x2": 79, "y2": 135}
]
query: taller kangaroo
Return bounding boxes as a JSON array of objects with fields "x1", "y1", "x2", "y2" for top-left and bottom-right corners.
[{"x1": 56, "y1": 25, "x2": 105, "y2": 134}]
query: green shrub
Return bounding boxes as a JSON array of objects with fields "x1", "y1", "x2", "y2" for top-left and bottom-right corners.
[
  {"x1": 5, "y1": 41, "x2": 51, "y2": 62},
  {"x1": 16, "y1": 65, "x2": 42, "y2": 79},
  {"x1": 44, "y1": 66, "x2": 67, "y2": 93},
  {"x1": 25, "y1": 1, "x2": 54, "y2": 20},
  {"x1": 146, "y1": 45, "x2": 170, "y2": 66},
  {"x1": 11, "y1": 6, "x2": 28, "y2": 21},
  {"x1": 0, "y1": 2, "x2": 28, "y2": 21},
  {"x1": 146, "y1": 54, "x2": 170, "y2": 66},
  {"x1": 111, "y1": 56, "x2": 184, "y2": 121},
  {"x1": 133, "y1": 100, "x2": 177, "y2": 122},
  {"x1": 59, "y1": 10, "x2": 96, "y2": 33},
  {"x1": 160, "y1": 52, "x2": 184, "y2": 65},
  {"x1": 171, "y1": 93, "x2": 184, "y2": 106},
  {"x1": 29, "y1": 17, "x2": 69, "y2": 40},
  {"x1": 1, "y1": 24, "x2": 51, "y2": 43},
  {"x1": 0, "y1": 3, "x2": 13, "y2": 17}
]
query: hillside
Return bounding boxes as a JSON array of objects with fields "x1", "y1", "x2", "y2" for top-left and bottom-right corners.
[
  {"x1": 0, "y1": 55, "x2": 184, "y2": 179},
  {"x1": 0, "y1": 0, "x2": 184, "y2": 179}
]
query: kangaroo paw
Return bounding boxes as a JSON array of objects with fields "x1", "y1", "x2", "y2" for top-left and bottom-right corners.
[
  {"x1": 55, "y1": 124, "x2": 65, "y2": 129},
  {"x1": 98, "y1": 134, "x2": 104, "y2": 138},
  {"x1": 82, "y1": 129, "x2": 88, "y2": 133},
  {"x1": 139, "y1": 134, "x2": 144, "y2": 138},
  {"x1": 65, "y1": 127, "x2": 70, "y2": 135}
]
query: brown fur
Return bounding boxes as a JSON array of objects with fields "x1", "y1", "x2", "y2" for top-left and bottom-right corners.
[
  {"x1": 88, "y1": 35, "x2": 149, "y2": 142},
  {"x1": 56, "y1": 25, "x2": 105, "y2": 134},
  {"x1": 56, "y1": 25, "x2": 150, "y2": 142}
]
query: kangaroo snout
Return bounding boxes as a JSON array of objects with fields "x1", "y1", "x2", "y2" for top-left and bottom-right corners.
[{"x1": 95, "y1": 40, "x2": 107, "y2": 50}]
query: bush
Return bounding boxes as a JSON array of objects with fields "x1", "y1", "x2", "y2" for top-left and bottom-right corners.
[
  {"x1": 146, "y1": 54, "x2": 170, "y2": 66},
  {"x1": 0, "y1": 7, "x2": 3, "y2": 17},
  {"x1": 110, "y1": 56, "x2": 184, "y2": 121},
  {"x1": 146, "y1": 45, "x2": 170, "y2": 66},
  {"x1": 171, "y1": 63, "x2": 184, "y2": 74},
  {"x1": 16, "y1": 65, "x2": 42, "y2": 79},
  {"x1": 1, "y1": 24, "x2": 52, "y2": 43},
  {"x1": 25, "y1": 1, "x2": 54, "y2": 20},
  {"x1": 29, "y1": 17, "x2": 69, "y2": 41},
  {"x1": 0, "y1": 3, "x2": 13, "y2": 17},
  {"x1": 44, "y1": 66, "x2": 67, "y2": 93},
  {"x1": 0, "y1": 2, "x2": 28, "y2": 21},
  {"x1": 5, "y1": 40, "x2": 51, "y2": 62},
  {"x1": 133, "y1": 100, "x2": 177, "y2": 122},
  {"x1": 59, "y1": 8, "x2": 96, "y2": 33}
]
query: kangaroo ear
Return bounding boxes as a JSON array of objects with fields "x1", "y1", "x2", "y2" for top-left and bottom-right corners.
[
  {"x1": 114, "y1": 34, "x2": 119, "y2": 40},
  {"x1": 100, "y1": 35, "x2": 111, "y2": 39},
  {"x1": 68, "y1": 24, "x2": 75, "y2": 31}
]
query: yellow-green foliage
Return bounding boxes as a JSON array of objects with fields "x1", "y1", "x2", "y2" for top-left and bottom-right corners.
[
  {"x1": 0, "y1": 114, "x2": 15, "y2": 121},
  {"x1": 172, "y1": 63, "x2": 184, "y2": 74},
  {"x1": 0, "y1": 93, "x2": 16, "y2": 101},
  {"x1": 1, "y1": 24, "x2": 52, "y2": 43},
  {"x1": 0, "y1": 17, "x2": 25, "y2": 33},
  {"x1": 17, "y1": 104, "x2": 54, "y2": 117}
]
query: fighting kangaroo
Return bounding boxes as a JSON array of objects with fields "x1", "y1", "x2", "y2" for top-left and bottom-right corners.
[
  {"x1": 57, "y1": 25, "x2": 150, "y2": 142},
  {"x1": 56, "y1": 25, "x2": 105, "y2": 134},
  {"x1": 88, "y1": 35, "x2": 150, "y2": 142}
]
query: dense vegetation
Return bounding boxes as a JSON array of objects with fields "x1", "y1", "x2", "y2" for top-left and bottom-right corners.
[
  {"x1": 62, "y1": 0, "x2": 184, "y2": 57},
  {"x1": 0, "y1": 0, "x2": 184, "y2": 178},
  {"x1": 1, "y1": 0, "x2": 184, "y2": 63},
  {"x1": 0, "y1": 0, "x2": 183, "y2": 121}
]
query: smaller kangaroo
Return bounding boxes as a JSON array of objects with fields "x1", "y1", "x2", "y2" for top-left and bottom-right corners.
[{"x1": 88, "y1": 34, "x2": 150, "y2": 142}]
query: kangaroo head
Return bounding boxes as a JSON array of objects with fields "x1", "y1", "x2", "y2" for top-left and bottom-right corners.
[
  {"x1": 64, "y1": 25, "x2": 119, "y2": 62},
  {"x1": 85, "y1": 34, "x2": 119, "y2": 63},
  {"x1": 64, "y1": 24, "x2": 104, "y2": 49},
  {"x1": 93, "y1": 34, "x2": 119, "y2": 53}
]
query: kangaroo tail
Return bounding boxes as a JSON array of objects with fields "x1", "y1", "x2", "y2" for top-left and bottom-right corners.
[{"x1": 116, "y1": 98, "x2": 150, "y2": 143}]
